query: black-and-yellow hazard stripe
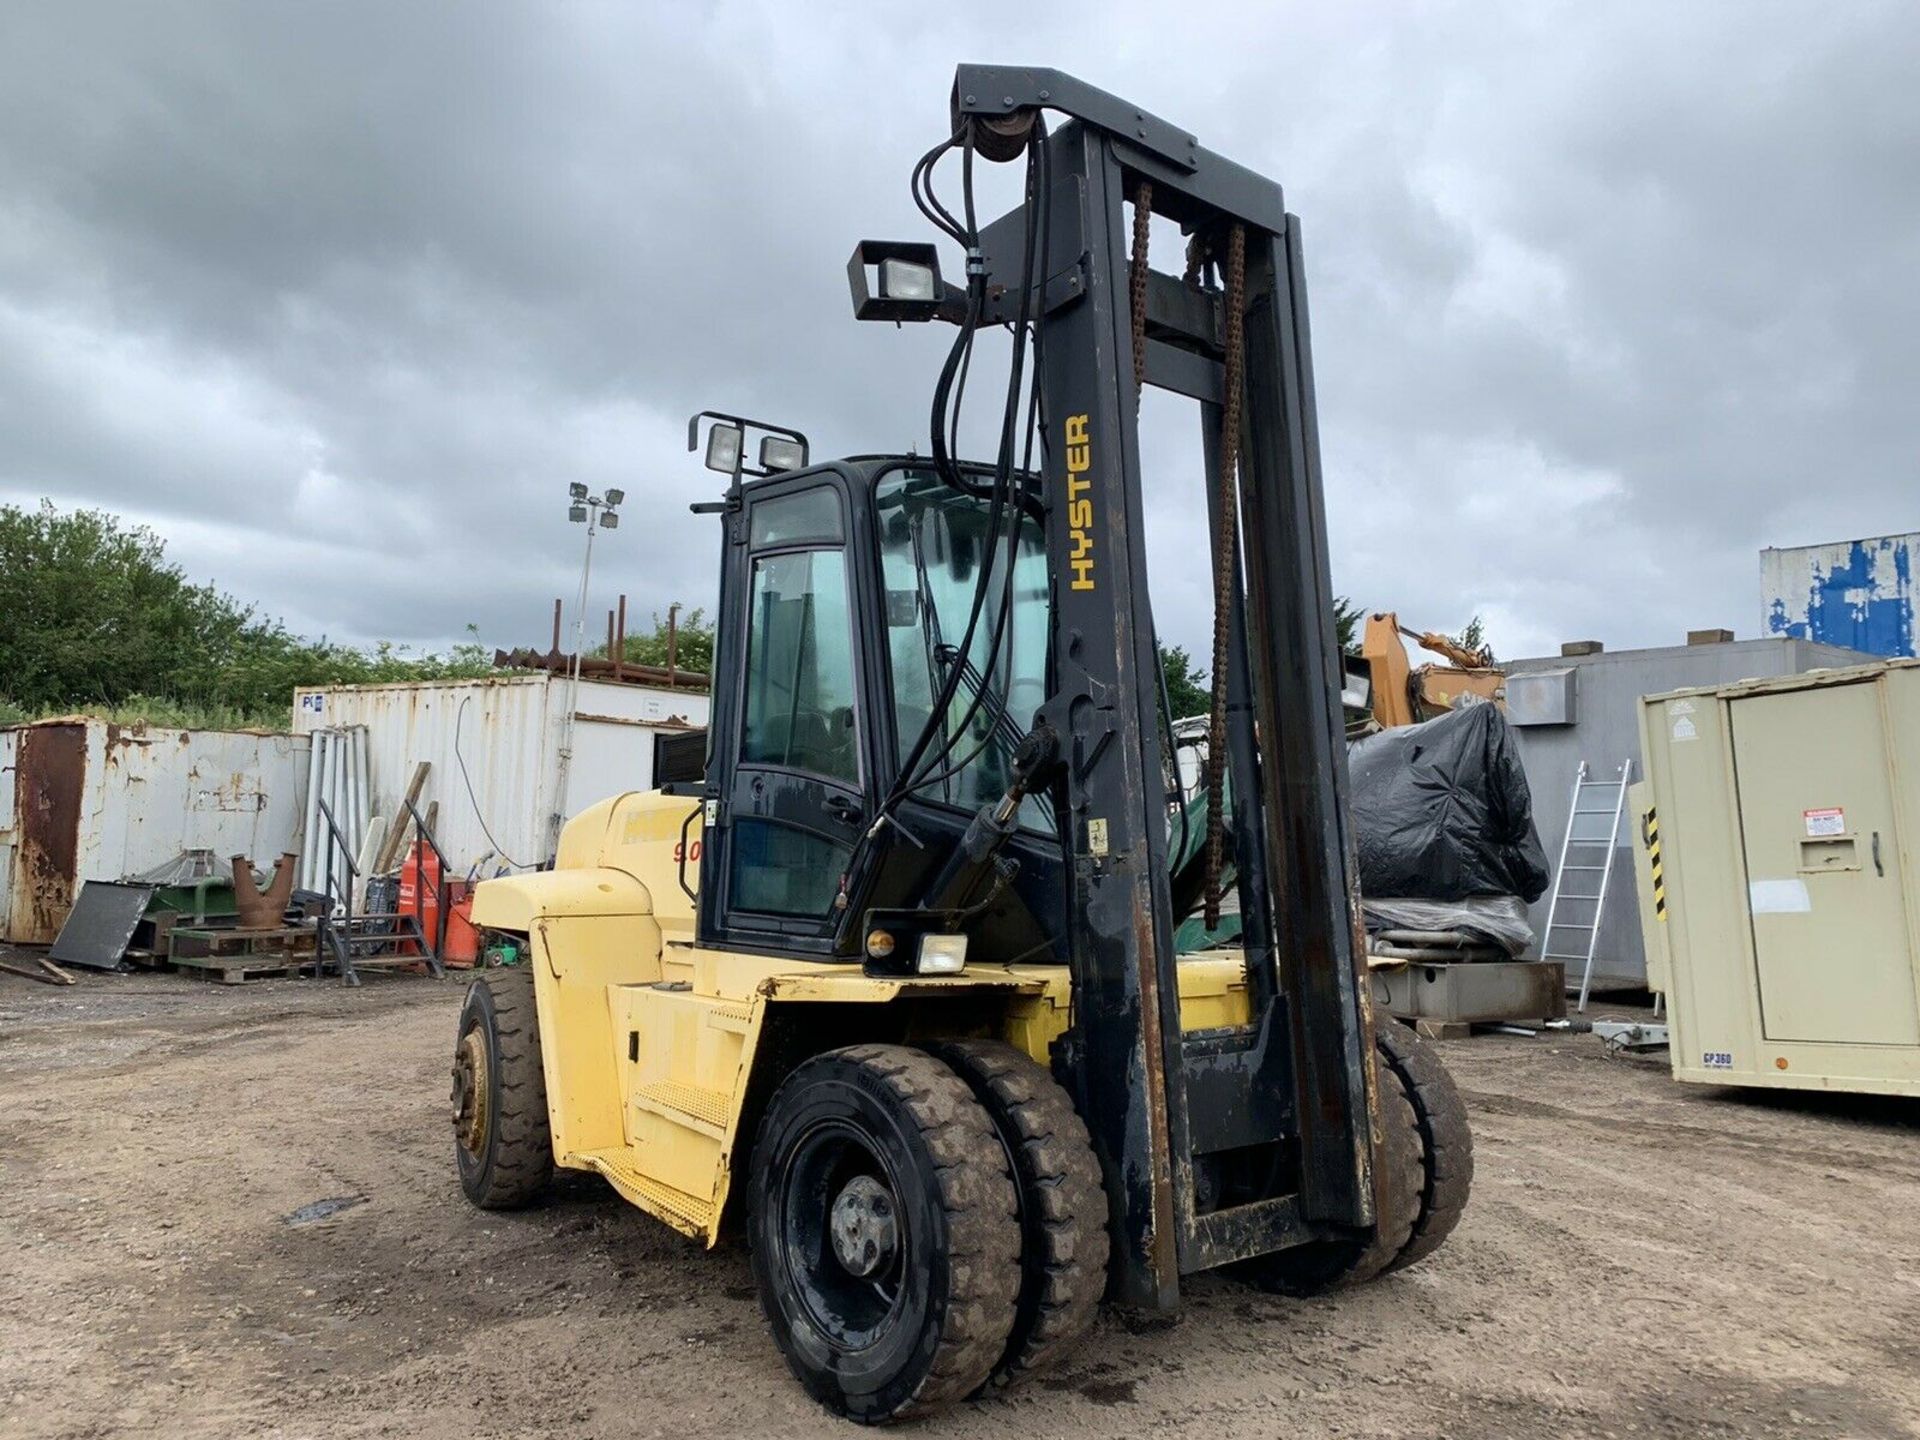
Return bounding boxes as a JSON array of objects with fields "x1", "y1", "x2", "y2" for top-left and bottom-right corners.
[{"x1": 1644, "y1": 810, "x2": 1666, "y2": 922}]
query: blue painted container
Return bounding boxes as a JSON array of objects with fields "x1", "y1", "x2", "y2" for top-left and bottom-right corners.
[{"x1": 1762, "y1": 533, "x2": 1917, "y2": 659}]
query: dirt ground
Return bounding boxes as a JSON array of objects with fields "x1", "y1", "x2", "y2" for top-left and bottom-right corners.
[{"x1": 2, "y1": 960, "x2": 1917, "y2": 1440}]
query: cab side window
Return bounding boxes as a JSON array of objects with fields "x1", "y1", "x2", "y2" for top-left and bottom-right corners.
[
  {"x1": 741, "y1": 548, "x2": 859, "y2": 785},
  {"x1": 727, "y1": 486, "x2": 862, "y2": 921}
]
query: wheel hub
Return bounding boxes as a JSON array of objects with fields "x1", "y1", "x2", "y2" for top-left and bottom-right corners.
[
  {"x1": 451, "y1": 1030, "x2": 490, "y2": 1157},
  {"x1": 828, "y1": 1175, "x2": 897, "y2": 1278}
]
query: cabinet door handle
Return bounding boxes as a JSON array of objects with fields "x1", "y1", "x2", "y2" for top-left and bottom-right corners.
[{"x1": 1872, "y1": 830, "x2": 1884, "y2": 877}]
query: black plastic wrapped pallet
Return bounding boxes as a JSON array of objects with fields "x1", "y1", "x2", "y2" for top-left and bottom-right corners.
[{"x1": 1348, "y1": 703, "x2": 1552, "y2": 904}]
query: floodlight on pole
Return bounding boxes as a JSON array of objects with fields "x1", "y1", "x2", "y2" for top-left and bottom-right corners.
[{"x1": 550, "y1": 480, "x2": 627, "y2": 857}]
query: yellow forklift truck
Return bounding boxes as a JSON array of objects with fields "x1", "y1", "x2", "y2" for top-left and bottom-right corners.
[{"x1": 451, "y1": 65, "x2": 1472, "y2": 1423}]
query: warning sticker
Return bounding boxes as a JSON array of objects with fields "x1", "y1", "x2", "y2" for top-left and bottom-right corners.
[
  {"x1": 1804, "y1": 807, "x2": 1845, "y2": 837},
  {"x1": 1671, "y1": 715, "x2": 1697, "y2": 742}
]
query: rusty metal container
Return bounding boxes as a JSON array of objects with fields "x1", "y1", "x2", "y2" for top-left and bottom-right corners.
[{"x1": 0, "y1": 719, "x2": 310, "y2": 945}]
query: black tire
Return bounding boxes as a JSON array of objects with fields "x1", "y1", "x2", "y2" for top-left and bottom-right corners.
[
  {"x1": 1377, "y1": 1020, "x2": 1473, "y2": 1273},
  {"x1": 1235, "y1": 1033, "x2": 1424, "y2": 1296},
  {"x1": 927, "y1": 1040, "x2": 1109, "y2": 1391},
  {"x1": 451, "y1": 968, "x2": 553, "y2": 1209},
  {"x1": 748, "y1": 1044, "x2": 1021, "y2": 1424}
]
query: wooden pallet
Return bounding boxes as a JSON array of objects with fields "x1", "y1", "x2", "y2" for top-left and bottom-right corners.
[
  {"x1": 166, "y1": 926, "x2": 314, "y2": 984},
  {"x1": 170, "y1": 951, "x2": 305, "y2": 984},
  {"x1": 168, "y1": 926, "x2": 310, "y2": 959}
]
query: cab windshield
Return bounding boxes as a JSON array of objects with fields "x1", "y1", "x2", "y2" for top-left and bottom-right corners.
[{"x1": 874, "y1": 469, "x2": 1049, "y2": 828}]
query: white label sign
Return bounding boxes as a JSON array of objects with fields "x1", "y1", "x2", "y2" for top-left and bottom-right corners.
[
  {"x1": 1803, "y1": 807, "x2": 1844, "y2": 837},
  {"x1": 1749, "y1": 878, "x2": 1812, "y2": 914},
  {"x1": 1671, "y1": 715, "x2": 1697, "y2": 742}
]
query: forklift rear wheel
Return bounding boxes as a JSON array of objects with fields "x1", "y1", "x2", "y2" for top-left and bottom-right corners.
[
  {"x1": 451, "y1": 967, "x2": 553, "y2": 1209},
  {"x1": 1233, "y1": 1032, "x2": 1425, "y2": 1296},
  {"x1": 927, "y1": 1040, "x2": 1109, "y2": 1391},
  {"x1": 1376, "y1": 1021, "x2": 1474, "y2": 1273},
  {"x1": 749, "y1": 1044, "x2": 1021, "y2": 1424}
]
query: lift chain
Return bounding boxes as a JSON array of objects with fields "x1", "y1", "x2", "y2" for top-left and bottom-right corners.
[
  {"x1": 1183, "y1": 229, "x2": 1208, "y2": 287},
  {"x1": 1202, "y1": 223, "x2": 1246, "y2": 932},
  {"x1": 1128, "y1": 181, "x2": 1152, "y2": 404}
]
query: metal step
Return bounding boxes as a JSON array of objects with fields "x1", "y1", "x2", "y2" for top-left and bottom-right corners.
[
  {"x1": 576, "y1": 1148, "x2": 715, "y2": 1238},
  {"x1": 631, "y1": 1079, "x2": 732, "y2": 1138}
]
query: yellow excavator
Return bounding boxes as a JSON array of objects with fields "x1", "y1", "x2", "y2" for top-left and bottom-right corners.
[
  {"x1": 450, "y1": 66, "x2": 1473, "y2": 1424},
  {"x1": 1359, "y1": 610, "x2": 1505, "y2": 729}
]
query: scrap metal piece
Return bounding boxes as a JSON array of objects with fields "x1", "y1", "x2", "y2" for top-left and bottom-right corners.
[
  {"x1": 1592, "y1": 1021, "x2": 1670, "y2": 1054},
  {"x1": 125, "y1": 849, "x2": 221, "y2": 887},
  {"x1": 231, "y1": 853, "x2": 298, "y2": 929},
  {"x1": 47, "y1": 880, "x2": 155, "y2": 970}
]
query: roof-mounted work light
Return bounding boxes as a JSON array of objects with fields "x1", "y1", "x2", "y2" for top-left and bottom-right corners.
[
  {"x1": 687, "y1": 411, "x2": 812, "y2": 488},
  {"x1": 704, "y1": 423, "x2": 744, "y2": 475},
  {"x1": 760, "y1": 435, "x2": 807, "y2": 473}
]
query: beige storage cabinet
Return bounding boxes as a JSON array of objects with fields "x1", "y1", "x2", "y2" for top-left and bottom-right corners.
[{"x1": 1634, "y1": 660, "x2": 1920, "y2": 1096}]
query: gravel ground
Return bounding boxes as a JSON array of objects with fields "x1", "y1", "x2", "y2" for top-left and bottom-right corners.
[{"x1": 2, "y1": 958, "x2": 1917, "y2": 1439}]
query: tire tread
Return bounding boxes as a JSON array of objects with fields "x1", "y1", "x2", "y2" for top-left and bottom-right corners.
[
  {"x1": 458, "y1": 967, "x2": 552, "y2": 1209},
  {"x1": 928, "y1": 1040, "x2": 1108, "y2": 1389},
  {"x1": 1376, "y1": 1021, "x2": 1473, "y2": 1272}
]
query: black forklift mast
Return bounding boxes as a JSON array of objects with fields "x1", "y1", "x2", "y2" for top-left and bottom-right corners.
[{"x1": 868, "y1": 67, "x2": 1381, "y2": 1311}]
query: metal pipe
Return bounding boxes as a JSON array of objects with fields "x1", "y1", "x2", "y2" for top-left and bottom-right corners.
[
  {"x1": 300, "y1": 730, "x2": 325, "y2": 892},
  {"x1": 332, "y1": 729, "x2": 350, "y2": 900},
  {"x1": 351, "y1": 728, "x2": 372, "y2": 908},
  {"x1": 317, "y1": 729, "x2": 331, "y2": 897},
  {"x1": 615, "y1": 594, "x2": 627, "y2": 680},
  {"x1": 321, "y1": 728, "x2": 340, "y2": 895},
  {"x1": 337, "y1": 727, "x2": 352, "y2": 874},
  {"x1": 350, "y1": 727, "x2": 369, "y2": 881}
]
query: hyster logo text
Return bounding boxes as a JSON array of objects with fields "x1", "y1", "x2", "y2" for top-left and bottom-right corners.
[{"x1": 1065, "y1": 413, "x2": 1095, "y2": 591}]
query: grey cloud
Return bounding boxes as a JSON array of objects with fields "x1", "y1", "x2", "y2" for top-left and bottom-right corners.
[{"x1": 1, "y1": 2, "x2": 1915, "y2": 667}]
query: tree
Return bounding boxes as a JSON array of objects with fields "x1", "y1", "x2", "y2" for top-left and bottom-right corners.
[
  {"x1": 1333, "y1": 594, "x2": 1361, "y2": 652},
  {"x1": 617, "y1": 606, "x2": 715, "y2": 678},
  {"x1": 1159, "y1": 643, "x2": 1210, "y2": 719},
  {"x1": 0, "y1": 502, "x2": 250, "y2": 710},
  {"x1": 0, "y1": 501, "x2": 494, "y2": 723},
  {"x1": 1159, "y1": 594, "x2": 1360, "y2": 723},
  {"x1": 1449, "y1": 613, "x2": 1494, "y2": 665}
]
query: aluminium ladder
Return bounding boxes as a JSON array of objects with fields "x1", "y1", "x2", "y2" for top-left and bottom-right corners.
[{"x1": 1541, "y1": 759, "x2": 1634, "y2": 1012}]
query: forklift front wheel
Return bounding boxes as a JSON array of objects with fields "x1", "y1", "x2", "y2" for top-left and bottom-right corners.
[
  {"x1": 1376, "y1": 1021, "x2": 1474, "y2": 1273},
  {"x1": 1234, "y1": 1034, "x2": 1425, "y2": 1295},
  {"x1": 926, "y1": 1039, "x2": 1109, "y2": 1392},
  {"x1": 451, "y1": 967, "x2": 553, "y2": 1209},
  {"x1": 749, "y1": 1044, "x2": 1021, "y2": 1424}
]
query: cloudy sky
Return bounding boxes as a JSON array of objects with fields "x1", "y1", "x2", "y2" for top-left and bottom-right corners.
[{"x1": 2, "y1": 2, "x2": 1915, "y2": 665}]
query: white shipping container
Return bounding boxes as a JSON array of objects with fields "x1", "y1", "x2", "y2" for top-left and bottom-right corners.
[
  {"x1": 1, "y1": 719, "x2": 311, "y2": 944},
  {"x1": 289, "y1": 674, "x2": 709, "y2": 877}
]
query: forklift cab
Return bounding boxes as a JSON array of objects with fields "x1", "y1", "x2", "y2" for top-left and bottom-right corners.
[{"x1": 694, "y1": 450, "x2": 1065, "y2": 968}]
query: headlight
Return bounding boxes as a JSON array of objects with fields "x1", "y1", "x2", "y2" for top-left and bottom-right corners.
[
  {"x1": 880, "y1": 258, "x2": 937, "y2": 301},
  {"x1": 916, "y1": 934, "x2": 968, "y2": 974}
]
